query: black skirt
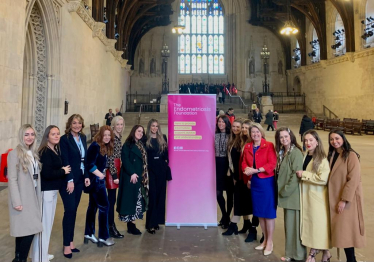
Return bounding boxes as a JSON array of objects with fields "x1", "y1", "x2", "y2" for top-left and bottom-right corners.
[{"x1": 233, "y1": 180, "x2": 253, "y2": 216}]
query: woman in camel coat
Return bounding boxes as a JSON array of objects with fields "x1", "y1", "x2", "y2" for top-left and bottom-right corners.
[{"x1": 328, "y1": 130, "x2": 365, "y2": 262}]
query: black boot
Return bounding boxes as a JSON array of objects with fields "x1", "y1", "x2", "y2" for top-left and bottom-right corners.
[
  {"x1": 221, "y1": 215, "x2": 230, "y2": 229},
  {"x1": 245, "y1": 227, "x2": 257, "y2": 242},
  {"x1": 222, "y1": 222, "x2": 238, "y2": 236},
  {"x1": 12, "y1": 252, "x2": 20, "y2": 262},
  {"x1": 127, "y1": 222, "x2": 141, "y2": 235},
  {"x1": 110, "y1": 223, "x2": 124, "y2": 238},
  {"x1": 238, "y1": 220, "x2": 251, "y2": 234}
]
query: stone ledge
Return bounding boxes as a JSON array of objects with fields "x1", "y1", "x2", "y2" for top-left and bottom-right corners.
[{"x1": 66, "y1": 0, "x2": 133, "y2": 71}]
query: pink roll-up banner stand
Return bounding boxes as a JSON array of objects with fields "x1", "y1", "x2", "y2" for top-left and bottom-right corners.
[{"x1": 166, "y1": 94, "x2": 217, "y2": 229}]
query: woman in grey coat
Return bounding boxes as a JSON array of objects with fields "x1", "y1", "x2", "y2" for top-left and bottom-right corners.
[
  {"x1": 8, "y1": 124, "x2": 43, "y2": 262},
  {"x1": 265, "y1": 110, "x2": 274, "y2": 131}
]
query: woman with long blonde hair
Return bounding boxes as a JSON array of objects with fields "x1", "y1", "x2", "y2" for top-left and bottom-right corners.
[
  {"x1": 8, "y1": 124, "x2": 43, "y2": 262},
  {"x1": 296, "y1": 130, "x2": 331, "y2": 262},
  {"x1": 143, "y1": 119, "x2": 170, "y2": 234}
]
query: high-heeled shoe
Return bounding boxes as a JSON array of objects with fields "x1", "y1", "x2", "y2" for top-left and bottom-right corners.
[
  {"x1": 127, "y1": 222, "x2": 142, "y2": 235},
  {"x1": 245, "y1": 227, "x2": 257, "y2": 242},
  {"x1": 71, "y1": 248, "x2": 80, "y2": 253},
  {"x1": 321, "y1": 256, "x2": 332, "y2": 262},
  {"x1": 84, "y1": 234, "x2": 98, "y2": 244},
  {"x1": 255, "y1": 244, "x2": 266, "y2": 250},
  {"x1": 222, "y1": 222, "x2": 238, "y2": 236},
  {"x1": 264, "y1": 243, "x2": 273, "y2": 256},
  {"x1": 63, "y1": 253, "x2": 72, "y2": 259},
  {"x1": 147, "y1": 228, "x2": 156, "y2": 234},
  {"x1": 97, "y1": 238, "x2": 115, "y2": 247},
  {"x1": 238, "y1": 220, "x2": 251, "y2": 234},
  {"x1": 154, "y1": 225, "x2": 160, "y2": 230}
]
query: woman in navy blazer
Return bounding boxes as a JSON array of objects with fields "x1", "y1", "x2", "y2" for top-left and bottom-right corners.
[
  {"x1": 60, "y1": 114, "x2": 90, "y2": 258},
  {"x1": 84, "y1": 125, "x2": 115, "y2": 247}
]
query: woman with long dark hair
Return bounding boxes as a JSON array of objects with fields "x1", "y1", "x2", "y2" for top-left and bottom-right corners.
[
  {"x1": 60, "y1": 114, "x2": 90, "y2": 258},
  {"x1": 296, "y1": 130, "x2": 331, "y2": 262},
  {"x1": 275, "y1": 127, "x2": 306, "y2": 261},
  {"x1": 144, "y1": 119, "x2": 170, "y2": 234},
  {"x1": 215, "y1": 115, "x2": 232, "y2": 229},
  {"x1": 327, "y1": 129, "x2": 365, "y2": 262},
  {"x1": 8, "y1": 124, "x2": 42, "y2": 262},
  {"x1": 117, "y1": 125, "x2": 149, "y2": 235},
  {"x1": 106, "y1": 116, "x2": 125, "y2": 238},
  {"x1": 84, "y1": 125, "x2": 115, "y2": 247},
  {"x1": 32, "y1": 125, "x2": 71, "y2": 262}
]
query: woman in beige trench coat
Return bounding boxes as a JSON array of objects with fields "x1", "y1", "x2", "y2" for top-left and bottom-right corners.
[
  {"x1": 296, "y1": 130, "x2": 332, "y2": 262},
  {"x1": 8, "y1": 124, "x2": 43, "y2": 262},
  {"x1": 328, "y1": 130, "x2": 365, "y2": 262}
]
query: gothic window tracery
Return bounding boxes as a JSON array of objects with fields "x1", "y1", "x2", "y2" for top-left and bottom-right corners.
[{"x1": 178, "y1": 0, "x2": 224, "y2": 74}]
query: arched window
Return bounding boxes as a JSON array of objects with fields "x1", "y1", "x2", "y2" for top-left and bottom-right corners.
[
  {"x1": 178, "y1": 0, "x2": 225, "y2": 74},
  {"x1": 364, "y1": 0, "x2": 374, "y2": 47},
  {"x1": 310, "y1": 29, "x2": 320, "y2": 63},
  {"x1": 333, "y1": 13, "x2": 346, "y2": 56}
]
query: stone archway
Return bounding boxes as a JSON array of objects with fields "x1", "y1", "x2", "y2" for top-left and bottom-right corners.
[{"x1": 22, "y1": 0, "x2": 61, "y2": 141}]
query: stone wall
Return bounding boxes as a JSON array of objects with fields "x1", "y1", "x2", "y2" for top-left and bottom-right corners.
[
  {"x1": 0, "y1": 0, "x2": 130, "y2": 154},
  {"x1": 287, "y1": 50, "x2": 374, "y2": 120}
]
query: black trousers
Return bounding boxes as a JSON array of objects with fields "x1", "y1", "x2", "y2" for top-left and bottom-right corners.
[
  {"x1": 59, "y1": 181, "x2": 84, "y2": 246},
  {"x1": 15, "y1": 235, "x2": 34, "y2": 260},
  {"x1": 107, "y1": 188, "x2": 117, "y2": 226},
  {"x1": 344, "y1": 247, "x2": 356, "y2": 262},
  {"x1": 267, "y1": 125, "x2": 274, "y2": 131}
]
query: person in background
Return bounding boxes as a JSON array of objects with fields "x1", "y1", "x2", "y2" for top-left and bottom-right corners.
[
  {"x1": 8, "y1": 124, "x2": 43, "y2": 262},
  {"x1": 117, "y1": 125, "x2": 149, "y2": 235},
  {"x1": 275, "y1": 127, "x2": 306, "y2": 262},
  {"x1": 106, "y1": 116, "x2": 125, "y2": 239},
  {"x1": 222, "y1": 88, "x2": 226, "y2": 104},
  {"x1": 265, "y1": 110, "x2": 274, "y2": 131},
  {"x1": 253, "y1": 108, "x2": 263, "y2": 124},
  {"x1": 299, "y1": 115, "x2": 314, "y2": 141},
  {"x1": 242, "y1": 123, "x2": 277, "y2": 256},
  {"x1": 60, "y1": 114, "x2": 90, "y2": 258},
  {"x1": 105, "y1": 109, "x2": 114, "y2": 126},
  {"x1": 218, "y1": 90, "x2": 223, "y2": 103},
  {"x1": 144, "y1": 119, "x2": 170, "y2": 234},
  {"x1": 273, "y1": 111, "x2": 279, "y2": 130},
  {"x1": 215, "y1": 115, "x2": 233, "y2": 229},
  {"x1": 32, "y1": 125, "x2": 71, "y2": 262},
  {"x1": 296, "y1": 130, "x2": 331, "y2": 262},
  {"x1": 327, "y1": 130, "x2": 365, "y2": 262},
  {"x1": 115, "y1": 108, "x2": 122, "y2": 116},
  {"x1": 84, "y1": 126, "x2": 115, "y2": 247},
  {"x1": 226, "y1": 108, "x2": 235, "y2": 125}
]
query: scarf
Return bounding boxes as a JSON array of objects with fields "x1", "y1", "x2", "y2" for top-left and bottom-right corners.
[
  {"x1": 135, "y1": 141, "x2": 149, "y2": 197},
  {"x1": 276, "y1": 144, "x2": 295, "y2": 175}
]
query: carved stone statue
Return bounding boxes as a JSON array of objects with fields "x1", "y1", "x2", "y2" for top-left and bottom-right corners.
[
  {"x1": 139, "y1": 58, "x2": 144, "y2": 74},
  {"x1": 249, "y1": 56, "x2": 255, "y2": 75},
  {"x1": 150, "y1": 58, "x2": 156, "y2": 75},
  {"x1": 278, "y1": 60, "x2": 283, "y2": 75}
]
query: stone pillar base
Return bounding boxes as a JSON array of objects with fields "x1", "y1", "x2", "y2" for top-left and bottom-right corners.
[
  {"x1": 261, "y1": 96, "x2": 274, "y2": 114},
  {"x1": 160, "y1": 94, "x2": 168, "y2": 113}
]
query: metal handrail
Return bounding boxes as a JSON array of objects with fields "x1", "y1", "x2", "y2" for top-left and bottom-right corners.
[
  {"x1": 323, "y1": 105, "x2": 339, "y2": 119},
  {"x1": 225, "y1": 87, "x2": 248, "y2": 109}
]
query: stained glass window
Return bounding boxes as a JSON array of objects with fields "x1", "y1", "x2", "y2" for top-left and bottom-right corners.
[{"x1": 178, "y1": 0, "x2": 224, "y2": 74}]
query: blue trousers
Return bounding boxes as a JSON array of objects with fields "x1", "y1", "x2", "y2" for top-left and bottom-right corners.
[{"x1": 84, "y1": 179, "x2": 110, "y2": 240}]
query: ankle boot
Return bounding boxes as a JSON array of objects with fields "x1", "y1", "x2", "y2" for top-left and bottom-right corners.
[
  {"x1": 238, "y1": 220, "x2": 251, "y2": 234},
  {"x1": 109, "y1": 223, "x2": 124, "y2": 238},
  {"x1": 127, "y1": 222, "x2": 141, "y2": 235},
  {"x1": 12, "y1": 252, "x2": 20, "y2": 262},
  {"x1": 222, "y1": 222, "x2": 238, "y2": 236},
  {"x1": 221, "y1": 215, "x2": 230, "y2": 229},
  {"x1": 245, "y1": 227, "x2": 257, "y2": 242}
]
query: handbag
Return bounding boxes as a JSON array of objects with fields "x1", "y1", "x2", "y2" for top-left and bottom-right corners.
[{"x1": 106, "y1": 158, "x2": 121, "y2": 189}]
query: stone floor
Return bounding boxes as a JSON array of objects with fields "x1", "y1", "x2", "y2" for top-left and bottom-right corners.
[{"x1": 0, "y1": 113, "x2": 373, "y2": 262}]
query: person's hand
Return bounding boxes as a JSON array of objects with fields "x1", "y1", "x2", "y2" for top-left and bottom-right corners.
[
  {"x1": 14, "y1": 205, "x2": 23, "y2": 211},
  {"x1": 296, "y1": 170, "x2": 303, "y2": 178},
  {"x1": 130, "y1": 174, "x2": 139, "y2": 184},
  {"x1": 62, "y1": 165, "x2": 71, "y2": 174},
  {"x1": 337, "y1": 200, "x2": 346, "y2": 214},
  {"x1": 97, "y1": 172, "x2": 105, "y2": 180},
  {"x1": 85, "y1": 178, "x2": 90, "y2": 187},
  {"x1": 114, "y1": 179, "x2": 119, "y2": 184},
  {"x1": 67, "y1": 181, "x2": 74, "y2": 194},
  {"x1": 244, "y1": 167, "x2": 257, "y2": 176},
  {"x1": 247, "y1": 181, "x2": 251, "y2": 189}
]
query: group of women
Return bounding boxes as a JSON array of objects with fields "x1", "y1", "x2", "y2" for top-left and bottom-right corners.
[
  {"x1": 215, "y1": 115, "x2": 365, "y2": 262},
  {"x1": 7, "y1": 115, "x2": 170, "y2": 262}
]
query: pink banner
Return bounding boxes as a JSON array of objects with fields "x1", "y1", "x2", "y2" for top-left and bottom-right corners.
[{"x1": 166, "y1": 94, "x2": 217, "y2": 228}]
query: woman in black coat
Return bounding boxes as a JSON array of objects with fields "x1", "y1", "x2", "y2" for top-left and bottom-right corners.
[
  {"x1": 60, "y1": 114, "x2": 90, "y2": 258},
  {"x1": 117, "y1": 125, "x2": 149, "y2": 235},
  {"x1": 143, "y1": 119, "x2": 170, "y2": 234}
]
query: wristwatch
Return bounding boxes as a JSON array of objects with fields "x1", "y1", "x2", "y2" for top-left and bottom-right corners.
[{"x1": 257, "y1": 169, "x2": 261, "y2": 173}]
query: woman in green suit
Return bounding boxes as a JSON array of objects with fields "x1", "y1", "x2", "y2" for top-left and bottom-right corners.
[
  {"x1": 275, "y1": 127, "x2": 306, "y2": 262},
  {"x1": 117, "y1": 125, "x2": 149, "y2": 235}
]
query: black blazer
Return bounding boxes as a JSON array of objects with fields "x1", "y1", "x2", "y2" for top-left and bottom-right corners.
[
  {"x1": 84, "y1": 142, "x2": 107, "y2": 192},
  {"x1": 60, "y1": 133, "x2": 88, "y2": 183},
  {"x1": 39, "y1": 147, "x2": 66, "y2": 191}
]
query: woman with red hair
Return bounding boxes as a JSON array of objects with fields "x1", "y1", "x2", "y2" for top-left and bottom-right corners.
[{"x1": 84, "y1": 126, "x2": 115, "y2": 247}]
